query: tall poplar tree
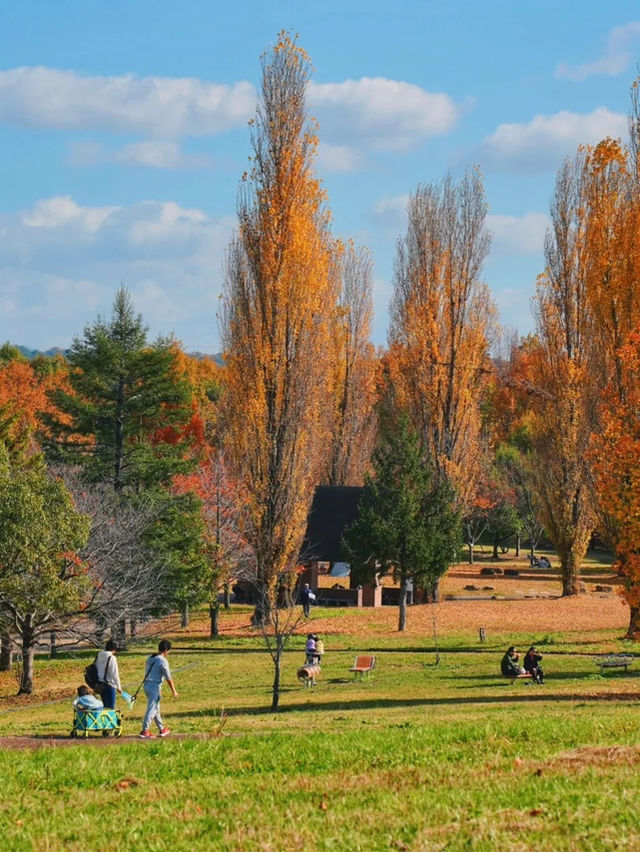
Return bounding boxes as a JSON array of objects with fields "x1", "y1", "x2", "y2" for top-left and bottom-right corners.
[
  {"x1": 325, "y1": 242, "x2": 379, "y2": 486},
  {"x1": 222, "y1": 33, "x2": 338, "y2": 628},
  {"x1": 387, "y1": 170, "x2": 495, "y2": 511}
]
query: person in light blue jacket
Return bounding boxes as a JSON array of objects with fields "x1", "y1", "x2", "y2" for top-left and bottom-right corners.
[
  {"x1": 73, "y1": 685, "x2": 104, "y2": 711},
  {"x1": 139, "y1": 639, "x2": 178, "y2": 739}
]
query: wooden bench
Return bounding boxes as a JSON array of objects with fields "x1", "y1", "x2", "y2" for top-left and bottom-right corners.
[
  {"x1": 297, "y1": 665, "x2": 320, "y2": 689},
  {"x1": 595, "y1": 654, "x2": 634, "y2": 673},
  {"x1": 503, "y1": 671, "x2": 532, "y2": 684},
  {"x1": 350, "y1": 655, "x2": 376, "y2": 680}
]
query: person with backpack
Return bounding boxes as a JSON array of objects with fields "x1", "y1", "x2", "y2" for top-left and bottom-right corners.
[
  {"x1": 94, "y1": 639, "x2": 122, "y2": 709},
  {"x1": 139, "y1": 639, "x2": 178, "y2": 739}
]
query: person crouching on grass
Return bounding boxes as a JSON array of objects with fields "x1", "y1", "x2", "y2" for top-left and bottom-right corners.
[{"x1": 139, "y1": 639, "x2": 178, "y2": 739}]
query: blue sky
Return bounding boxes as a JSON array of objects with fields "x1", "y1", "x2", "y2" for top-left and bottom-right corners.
[{"x1": 1, "y1": 0, "x2": 639, "y2": 352}]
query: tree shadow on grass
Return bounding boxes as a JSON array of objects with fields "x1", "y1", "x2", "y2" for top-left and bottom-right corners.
[{"x1": 166, "y1": 688, "x2": 640, "y2": 719}]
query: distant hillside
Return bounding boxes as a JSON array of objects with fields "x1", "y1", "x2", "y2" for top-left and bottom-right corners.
[
  {"x1": 17, "y1": 346, "x2": 69, "y2": 360},
  {"x1": 14, "y1": 345, "x2": 224, "y2": 365}
]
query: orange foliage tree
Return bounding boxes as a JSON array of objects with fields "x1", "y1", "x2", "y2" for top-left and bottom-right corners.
[
  {"x1": 221, "y1": 34, "x2": 338, "y2": 631},
  {"x1": 324, "y1": 241, "x2": 379, "y2": 486},
  {"x1": 386, "y1": 170, "x2": 496, "y2": 511},
  {"x1": 533, "y1": 152, "x2": 595, "y2": 595},
  {"x1": 591, "y1": 331, "x2": 640, "y2": 635}
]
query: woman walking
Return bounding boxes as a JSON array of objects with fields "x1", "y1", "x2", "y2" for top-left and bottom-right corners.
[{"x1": 139, "y1": 639, "x2": 178, "y2": 739}]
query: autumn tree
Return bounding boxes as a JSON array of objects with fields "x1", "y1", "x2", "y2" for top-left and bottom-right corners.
[
  {"x1": 45, "y1": 288, "x2": 208, "y2": 635},
  {"x1": 386, "y1": 170, "x2": 496, "y2": 512},
  {"x1": 221, "y1": 33, "x2": 338, "y2": 635},
  {"x1": 0, "y1": 445, "x2": 90, "y2": 693},
  {"x1": 532, "y1": 152, "x2": 595, "y2": 595},
  {"x1": 591, "y1": 331, "x2": 640, "y2": 635},
  {"x1": 324, "y1": 242, "x2": 379, "y2": 486},
  {"x1": 343, "y1": 418, "x2": 459, "y2": 631},
  {"x1": 175, "y1": 451, "x2": 253, "y2": 637}
]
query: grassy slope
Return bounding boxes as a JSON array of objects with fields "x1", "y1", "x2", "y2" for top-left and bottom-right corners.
[{"x1": 2, "y1": 556, "x2": 640, "y2": 851}]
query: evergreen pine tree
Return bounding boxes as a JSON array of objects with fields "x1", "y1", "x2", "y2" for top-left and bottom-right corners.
[{"x1": 343, "y1": 418, "x2": 460, "y2": 630}]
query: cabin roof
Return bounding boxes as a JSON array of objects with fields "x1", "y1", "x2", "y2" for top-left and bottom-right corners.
[{"x1": 300, "y1": 485, "x2": 364, "y2": 564}]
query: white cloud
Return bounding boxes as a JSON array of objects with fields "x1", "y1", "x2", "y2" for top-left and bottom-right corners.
[
  {"x1": 557, "y1": 21, "x2": 640, "y2": 81},
  {"x1": 113, "y1": 141, "x2": 213, "y2": 169},
  {"x1": 68, "y1": 140, "x2": 214, "y2": 170},
  {"x1": 481, "y1": 108, "x2": 627, "y2": 172},
  {"x1": 370, "y1": 194, "x2": 410, "y2": 230},
  {"x1": 0, "y1": 197, "x2": 235, "y2": 350},
  {"x1": 22, "y1": 196, "x2": 119, "y2": 232},
  {"x1": 310, "y1": 77, "x2": 461, "y2": 152},
  {"x1": 315, "y1": 142, "x2": 366, "y2": 173},
  {"x1": 0, "y1": 67, "x2": 255, "y2": 137},
  {"x1": 486, "y1": 212, "x2": 549, "y2": 255}
]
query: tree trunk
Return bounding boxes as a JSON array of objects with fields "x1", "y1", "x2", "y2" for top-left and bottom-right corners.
[
  {"x1": 252, "y1": 583, "x2": 272, "y2": 627},
  {"x1": 271, "y1": 638, "x2": 283, "y2": 712},
  {"x1": 492, "y1": 538, "x2": 499, "y2": 560},
  {"x1": 18, "y1": 616, "x2": 35, "y2": 695},
  {"x1": 130, "y1": 619, "x2": 137, "y2": 638},
  {"x1": 627, "y1": 605, "x2": 640, "y2": 639},
  {"x1": 210, "y1": 602, "x2": 219, "y2": 638},
  {"x1": 431, "y1": 577, "x2": 440, "y2": 604},
  {"x1": 113, "y1": 619, "x2": 128, "y2": 650},
  {"x1": 181, "y1": 603, "x2": 189, "y2": 628},
  {"x1": 468, "y1": 543, "x2": 474, "y2": 565},
  {"x1": 0, "y1": 630, "x2": 13, "y2": 671},
  {"x1": 49, "y1": 631, "x2": 58, "y2": 659},
  {"x1": 561, "y1": 551, "x2": 580, "y2": 596},
  {"x1": 223, "y1": 584, "x2": 230, "y2": 610},
  {"x1": 515, "y1": 534, "x2": 521, "y2": 557},
  {"x1": 397, "y1": 571, "x2": 408, "y2": 632}
]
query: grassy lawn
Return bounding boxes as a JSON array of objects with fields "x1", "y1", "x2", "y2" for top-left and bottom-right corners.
[{"x1": 2, "y1": 557, "x2": 640, "y2": 850}]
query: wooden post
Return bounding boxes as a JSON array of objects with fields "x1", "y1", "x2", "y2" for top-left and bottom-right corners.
[{"x1": 479, "y1": 627, "x2": 486, "y2": 644}]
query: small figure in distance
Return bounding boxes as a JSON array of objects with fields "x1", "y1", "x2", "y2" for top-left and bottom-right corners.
[
  {"x1": 524, "y1": 646, "x2": 544, "y2": 684},
  {"x1": 538, "y1": 556, "x2": 551, "y2": 570},
  {"x1": 314, "y1": 634, "x2": 324, "y2": 666},
  {"x1": 73, "y1": 684, "x2": 103, "y2": 711},
  {"x1": 305, "y1": 633, "x2": 316, "y2": 666},
  {"x1": 301, "y1": 583, "x2": 314, "y2": 617},
  {"x1": 501, "y1": 646, "x2": 526, "y2": 677}
]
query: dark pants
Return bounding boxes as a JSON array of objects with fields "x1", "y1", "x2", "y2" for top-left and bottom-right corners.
[
  {"x1": 101, "y1": 683, "x2": 117, "y2": 709},
  {"x1": 303, "y1": 601, "x2": 311, "y2": 617}
]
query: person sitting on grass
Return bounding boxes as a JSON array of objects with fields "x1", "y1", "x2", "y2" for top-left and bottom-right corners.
[
  {"x1": 501, "y1": 646, "x2": 525, "y2": 677},
  {"x1": 73, "y1": 685, "x2": 104, "y2": 712},
  {"x1": 524, "y1": 646, "x2": 544, "y2": 684}
]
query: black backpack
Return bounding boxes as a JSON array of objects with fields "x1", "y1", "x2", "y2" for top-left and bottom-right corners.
[
  {"x1": 84, "y1": 657, "x2": 100, "y2": 690},
  {"x1": 84, "y1": 653, "x2": 110, "y2": 691}
]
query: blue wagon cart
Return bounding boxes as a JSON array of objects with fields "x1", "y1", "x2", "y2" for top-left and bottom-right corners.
[{"x1": 71, "y1": 707, "x2": 122, "y2": 738}]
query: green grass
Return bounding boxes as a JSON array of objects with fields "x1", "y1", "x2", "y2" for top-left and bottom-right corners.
[{"x1": 2, "y1": 612, "x2": 640, "y2": 850}]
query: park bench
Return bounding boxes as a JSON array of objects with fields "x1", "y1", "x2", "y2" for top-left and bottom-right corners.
[
  {"x1": 504, "y1": 672, "x2": 532, "y2": 684},
  {"x1": 594, "y1": 654, "x2": 634, "y2": 673},
  {"x1": 297, "y1": 665, "x2": 320, "y2": 688},
  {"x1": 350, "y1": 655, "x2": 376, "y2": 680}
]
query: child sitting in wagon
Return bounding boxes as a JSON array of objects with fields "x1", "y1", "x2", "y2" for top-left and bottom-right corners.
[{"x1": 73, "y1": 685, "x2": 104, "y2": 711}]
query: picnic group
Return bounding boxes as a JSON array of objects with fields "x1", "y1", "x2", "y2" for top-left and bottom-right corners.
[
  {"x1": 75, "y1": 639, "x2": 179, "y2": 738},
  {"x1": 500, "y1": 646, "x2": 545, "y2": 683}
]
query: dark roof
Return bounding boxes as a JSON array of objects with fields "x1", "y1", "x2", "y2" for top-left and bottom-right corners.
[{"x1": 300, "y1": 485, "x2": 364, "y2": 564}]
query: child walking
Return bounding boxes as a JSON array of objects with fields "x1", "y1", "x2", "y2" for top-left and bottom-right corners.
[{"x1": 139, "y1": 639, "x2": 178, "y2": 739}]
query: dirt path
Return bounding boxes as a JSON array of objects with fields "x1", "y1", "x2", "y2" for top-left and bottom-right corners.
[{"x1": 0, "y1": 733, "x2": 216, "y2": 750}]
